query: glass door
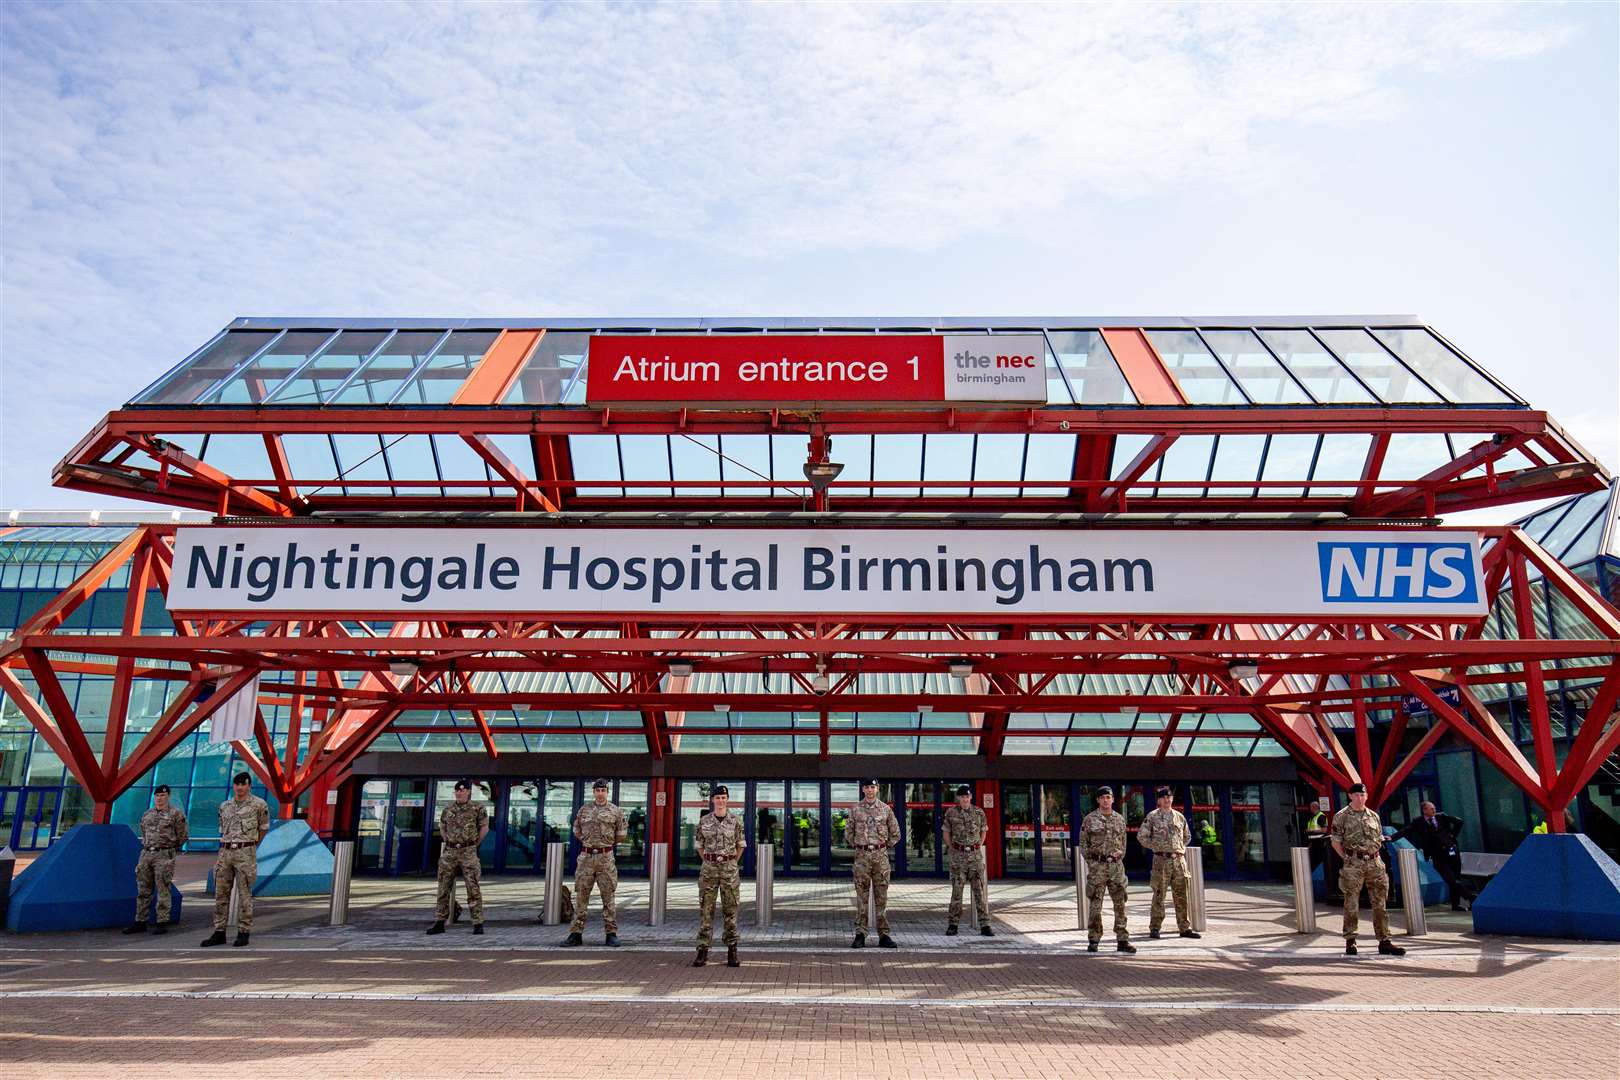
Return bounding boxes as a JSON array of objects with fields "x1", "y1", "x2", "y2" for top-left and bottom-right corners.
[
  {"x1": 755, "y1": 782, "x2": 787, "y2": 870},
  {"x1": 827, "y1": 782, "x2": 859, "y2": 873},
  {"x1": 677, "y1": 780, "x2": 741, "y2": 873},
  {"x1": 0, "y1": 788, "x2": 19, "y2": 850},
  {"x1": 17, "y1": 787, "x2": 60, "y2": 849},
  {"x1": 1001, "y1": 782, "x2": 1036, "y2": 874},
  {"x1": 903, "y1": 782, "x2": 940, "y2": 875},
  {"x1": 1118, "y1": 784, "x2": 1151, "y2": 875},
  {"x1": 388, "y1": 779, "x2": 429, "y2": 875},
  {"x1": 357, "y1": 780, "x2": 390, "y2": 871},
  {"x1": 1230, "y1": 783, "x2": 1267, "y2": 877},
  {"x1": 1040, "y1": 783, "x2": 1073, "y2": 873},
  {"x1": 1187, "y1": 783, "x2": 1225, "y2": 877},
  {"x1": 542, "y1": 780, "x2": 578, "y2": 872},
  {"x1": 505, "y1": 780, "x2": 541, "y2": 872},
  {"x1": 787, "y1": 782, "x2": 822, "y2": 873},
  {"x1": 617, "y1": 780, "x2": 648, "y2": 872}
]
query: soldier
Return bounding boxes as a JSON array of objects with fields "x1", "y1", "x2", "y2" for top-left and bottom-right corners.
[
  {"x1": 562, "y1": 778, "x2": 628, "y2": 946},
  {"x1": 1137, "y1": 786, "x2": 1200, "y2": 940},
  {"x1": 201, "y1": 772, "x2": 270, "y2": 948},
  {"x1": 123, "y1": 783, "x2": 189, "y2": 935},
  {"x1": 427, "y1": 780, "x2": 489, "y2": 935},
  {"x1": 942, "y1": 784, "x2": 992, "y2": 937},
  {"x1": 1079, "y1": 786, "x2": 1135, "y2": 953},
  {"x1": 692, "y1": 784, "x2": 745, "y2": 968},
  {"x1": 846, "y1": 778, "x2": 900, "y2": 948},
  {"x1": 1330, "y1": 782, "x2": 1405, "y2": 957}
]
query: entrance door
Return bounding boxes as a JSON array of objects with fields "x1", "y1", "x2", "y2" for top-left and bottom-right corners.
[
  {"x1": 357, "y1": 780, "x2": 390, "y2": 871},
  {"x1": 505, "y1": 781, "x2": 542, "y2": 872},
  {"x1": 1117, "y1": 784, "x2": 1151, "y2": 875},
  {"x1": 6, "y1": 787, "x2": 63, "y2": 850},
  {"x1": 755, "y1": 782, "x2": 787, "y2": 871},
  {"x1": 1001, "y1": 783, "x2": 1037, "y2": 874},
  {"x1": 786, "y1": 782, "x2": 822, "y2": 874},
  {"x1": 1187, "y1": 783, "x2": 1225, "y2": 877},
  {"x1": 387, "y1": 780, "x2": 430, "y2": 875},
  {"x1": 617, "y1": 780, "x2": 649, "y2": 874},
  {"x1": 0, "y1": 788, "x2": 19, "y2": 850},
  {"x1": 678, "y1": 780, "x2": 743, "y2": 873},
  {"x1": 827, "y1": 782, "x2": 860, "y2": 874},
  {"x1": 1230, "y1": 783, "x2": 1268, "y2": 877},
  {"x1": 1040, "y1": 783, "x2": 1073, "y2": 873},
  {"x1": 902, "y1": 782, "x2": 941, "y2": 875}
]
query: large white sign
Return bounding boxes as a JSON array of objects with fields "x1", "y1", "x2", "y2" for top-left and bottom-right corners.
[{"x1": 167, "y1": 527, "x2": 1487, "y2": 618}]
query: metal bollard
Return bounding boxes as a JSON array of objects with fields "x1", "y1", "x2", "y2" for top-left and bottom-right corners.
[
  {"x1": 1290, "y1": 847, "x2": 1316, "y2": 933},
  {"x1": 328, "y1": 840, "x2": 354, "y2": 926},
  {"x1": 756, "y1": 843, "x2": 774, "y2": 926},
  {"x1": 1074, "y1": 853, "x2": 1089, "y2": 930},
  {"x1": 0, "y1": 845, "x2": 14, "y2": 929},
  {"x1": 1186, "y1": 847, "x2": 1208, "y2": 933},
  {"x1": 1397, "y1": 847, "x2": 1427, "y2": 937},
  {"x1": 541, "y1": 841, "x2": 565, "y2": 926},
  {"x1": 647, "y1": 842, "x2": 668, "y2": 926}
]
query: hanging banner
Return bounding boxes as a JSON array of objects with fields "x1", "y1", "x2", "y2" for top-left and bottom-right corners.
[
  {"x1": 585, "y1": 334, "x2": 1048, "y2": 406},
  {"x1": 207, "y1": 671, "x2": 261, "y2": 744},
  {"x1": 168, "y1": 527, "x2": 1488, "y2": 618}
]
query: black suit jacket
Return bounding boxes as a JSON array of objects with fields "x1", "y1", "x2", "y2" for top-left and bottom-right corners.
[{"x1": 1390, "y1": 814, "x2": 1464, "y2": 862}]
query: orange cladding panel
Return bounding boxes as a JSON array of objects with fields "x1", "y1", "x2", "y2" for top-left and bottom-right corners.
[
  {"x1": 1100, "y1": 328, "x2": 1186, "y2": 406},
  {"x1": 451, "y1": 330, "x2": 543, "y2": 405}
]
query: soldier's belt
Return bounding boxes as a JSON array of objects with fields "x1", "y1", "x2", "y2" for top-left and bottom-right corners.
[
  {"x1": 142, "y1": 846, "x2": 176, "y2": 852},
  {"x1": 1346, "y1": 850, "x2": 1378, "y2": 860},
  {"x1": 855, "y1": 844, "x2": 887, "y2": 852},
  {"x1": 1087, "y1": 854, "x2": 1121, "y2": 863},
  {"x1": 1151, "y1": 850, "x2": 1186, "y2": 858},
  {"x1": 220, "y1": 841, "x2": 254, "y2": 849},
  {"x1": 443, "y1": 841, "x2": 477, "y2": 849},
  {"x1": 949, "y1": 842, "x2": 983, "y2": 852},
  {"x1": 701, "y1": 853, "x2": 736, "y2": 862},
  {"x1": 581, "y1": 846, "x2": 615, "y2": 855}
]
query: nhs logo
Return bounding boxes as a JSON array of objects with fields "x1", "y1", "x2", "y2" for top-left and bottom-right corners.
[{"x1": 1317, "y1": 541, "x2": 1481, "y2": 605}]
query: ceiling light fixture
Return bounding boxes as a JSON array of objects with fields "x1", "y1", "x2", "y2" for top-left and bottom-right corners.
[
  {"x1": 949, "y1": 660, "x2": 974, "y2": 679},
  {"x1": 1227, "y1": 659, "x2": 1260, "y2": 681},
  {"x1": 667, "y1": 658, "x2": 695, "y2": 678}
]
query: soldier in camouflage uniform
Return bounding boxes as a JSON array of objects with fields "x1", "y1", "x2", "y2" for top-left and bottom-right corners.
[
  {"x1": 562, "y1": 778, "x2": 628, "y2": 946},
  {"x1": 124, "y1": 783, "x2": 188, "y2": 935},
  {"x1": 1331, "y1": 783, "x2": 1404, "y2": 957},
  {"x1": 201, "y1": 772, "x2": 270, "y2": 948},
  {"x1": 846, "y1": 778, "x2": 901, "y2": 948},
  {"x1": 1080, "y1": 786, "x2": 1135, "y2": 953},
  {"x1": 1137, "y1": 786, "x2": 1200, "y2": 940},
  {"x1": 428, "y1": 780, "x2": 489, "y2": 935},
  {"x1": 942, "y1": 784, "x2": 992, "y2": 937},
  {"x1": 692, "y1": 785, "x2": 745, "y2": 968}
]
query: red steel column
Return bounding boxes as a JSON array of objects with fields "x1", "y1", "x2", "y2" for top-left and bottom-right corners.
[{"x1": 976, "y1": 780, "x2": 1003, "y2": 878}]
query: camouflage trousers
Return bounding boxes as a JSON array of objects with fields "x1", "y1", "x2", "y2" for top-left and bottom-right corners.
[
  {"x1": 1339, "y1": 856, "x2": 1391, "y2": 941},
  {"x1": 852, "y1": 849, "x2": 892, "y2": 934},
  {"x1": 696, "y1": 860, "x2": 740, "y2": 947},
  {"x1": 212, "y1": 846, "x2": 257, "y2": 931},
  {"x1": 570, "y1": 852, "x2": 619, "y2": 934},
  {"x1": 135, "y1": 849, "x2": 177, "y2": 924},
  {"x1": 435, "y1": 844, "x2": 484, "y2": 924},
  {"x1": 1149, "y1": 852, "x2": 1191, "y2": 933},
  {"x1": 1085, "y1": 857, "x2": 1130, "y2": 944},
  {"x1": 947, "y1": 849, "x2": 989, "y2": 926}
]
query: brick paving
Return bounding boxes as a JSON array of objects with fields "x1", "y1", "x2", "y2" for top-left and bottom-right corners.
[{"x1": 2, "y1": 863, "x2": 1616, "y2": 1078}]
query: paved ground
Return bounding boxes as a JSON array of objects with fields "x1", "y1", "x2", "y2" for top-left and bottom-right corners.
[{"x1": 2, "y1": 855, "x2": 1616, "y2": 1078}]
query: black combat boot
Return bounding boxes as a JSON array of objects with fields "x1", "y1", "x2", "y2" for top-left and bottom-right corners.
[
  {"x1": 692, "y1": 947, "x2": 709, "y2": 967},
  {"x1": 1116, "y1": 940, "x2": 1136, "y2": 954},
  {"x1": 1179, "y1": 930, "x2": 1201, "y2": 939},
  {"x1": 232, "y1": 931, "x2": 250, "y2": 947},
  {"x1": 604, "y1": 932, "x2": 619, "y2": 947},
  {"x1": 200, "y1": 930, "x2": 227, "y2": 947},
  {"x1": 122, "y1": 921, "x2": 147, "y2": 935},
  {"x1": 152, "y1": 922, "x2": 168, "y2": 936},
  {"x1": 561, "y1": 931, "x2": 583, "y2": 947},
  {"x1": 726, "y1": 945, "x2": 739, "y2": 968},
  {"x1": 426, "y1": 921, "x2": 446, "y2": 935},
  {"x1": 472, "y1": 924, "x2": 485, "y2": 936},
  {"x1": 1086, "y1": 941, "x2": 1099, "y2": 952},
  {"x1": 1378, "y1": 939, "x2": 1406, "y2": 957},
  {"x1": 851, "y1": 932, "x2": 866, "y2": 948},
  {"x1": 945, "y1": 924, "x2": 958, "y2": 936},
  {"x1": 1149, "y1": 929, "x2": 1162, "y2": 939},
  {"x1": 980, "y1": 925, "x2": 993, "y2": 937},
  {"x1": 1345, "y1": 940, "x2": 1358, "y2": 956},
  {"x1": 878, "y1": 934, "x2": 897, "y2": 949}
]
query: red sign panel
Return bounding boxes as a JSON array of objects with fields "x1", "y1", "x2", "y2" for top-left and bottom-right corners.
[{"x1": 586, "y1": 333, "x2": 1047, "y2": 407}]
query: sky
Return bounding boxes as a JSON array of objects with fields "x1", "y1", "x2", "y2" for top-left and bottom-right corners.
[{"x1": 1, "y1": 1, "x2": 1616, "y2": 519}]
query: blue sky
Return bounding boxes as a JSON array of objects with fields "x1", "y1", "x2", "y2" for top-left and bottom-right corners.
[{"x1": 2, "y1": 1, "x2": 1615, "y2": 516}]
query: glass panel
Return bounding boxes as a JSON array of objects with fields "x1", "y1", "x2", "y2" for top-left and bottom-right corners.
[
  {"x1": 1118, "y1": 784, "x2": 1150, "y2": 873},
  {"x1": 1199, "y1": 330, "x2": 1312, "y2": 403},
  {"x1": 677, "y1": 780, "x2": 739, "y2": 870},
  {"x1": 395, "y1": 331, "x2": 498, "y2": 404},
  {"x1": 505, "y1": 780, "x2": 540, "y2": 870},
  {"x1": 207, "y1": 331, "x2": 335, "y2": 404},
  {"x1": 1537, "y1": 489, "x2": 1609, "y2": 560},
  {"x1": 1371, "y1": 329, "x2": 1513, "y2": 403},
  {"x1": 828, "y1": 781, "x2": 859, "y2": 872},
  {"x1": 541, "y1": 779, "x2": 575, "y2": 854},
  {"x1": 618, "y1": 781, "x2": 648, "y2": 864},
  {"x1": 755, "y1": 781, "x2": 786, "y2": 853},
  {"x1": 1145, "y1": 331, "x2": 1247, "y2": 404},
  {"x1": 505, "y1": 333, "x2": 591, "y2": 405},
  {"x1": 266, "y1": 330, "x2": 390, "y2": 404},
  {"x1": 1187, "y1": 783, "x2": 1223, "y2": 875},
  {"x1": 1257, "y1": 329, "x2": 1376, "y2": 403},
  {"x1": 389, "y1": 779, "x2": 429, "y2": 875},
  {"x1": 140, "y1": 332, "x2": 276, "y2": 404},
  {"x1": 1231, "y1": 783, "x2": 1266, "y2": 875},
  {"x1": 789, "y1": 782, "x2": 822, "y2": 872},
  {"x1": 1313, "y1": 329, "x2": 1440, "y2": 403},
  {"x1": 1047, "y1": 332, "x2": 1136, "y2": 404},
  {"x1": 328, "y1": 331, "x2": 447, "y2": 405},
  {"x1": 904, "y1": 782, "x2": 938, "y2": 872},
  {"x1": 1002, "y1": 782, "x2": 1036, "y2": 873},
  {"x1": 1041, "y1": 783, "x2": 1072, "y2": 872}
]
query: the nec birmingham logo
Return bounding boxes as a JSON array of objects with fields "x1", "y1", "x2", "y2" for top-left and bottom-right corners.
[{"x1": 1316, "y1": 541, "x2": 1480, "y2": 604}]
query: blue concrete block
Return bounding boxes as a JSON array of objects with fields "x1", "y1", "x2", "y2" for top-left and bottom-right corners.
[
  {"x1": 1472, "y1": 833, "x2": 1620, "y2": 941},
  {"x1": 205, "y1": 818, "x2": 332, "y2": 897},
  {"x1": 6, "y1": 824, "x2": 182, "y2": 933}
]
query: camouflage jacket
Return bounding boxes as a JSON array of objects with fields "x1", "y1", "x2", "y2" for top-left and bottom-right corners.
[
  {"x1": 1137, "y1": 808, "x2": 1191, "y2": 855},
  {"x1": 138, "y1": 805, "x2": 188, "y2": 850},
  {"x1": 573, "y1": 802, "x2": 627, "y2": 848},
  {"x1": 844, "y1": 799, "x2": 900, "y2": 849},
  {"x1": 439, "y1": 800, "x2": 487, "y2": 846},
  {"x1": 1331, "y1": 806, "x2": 1384, "y2": 855},
  {"x1": 1080, "y1": 808, "x2": 1127, "y2": 862},
  {"x1": 942, "y1": 805, "x2": 987, "y2": 848},
  {"x1": 218, "y1": 794, "x2": 270, "y2": 844},
  {"x1": 696, "y1": 811, "x2": 746, "y2": 858}
]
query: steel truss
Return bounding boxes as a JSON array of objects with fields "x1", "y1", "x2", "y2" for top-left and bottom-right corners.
[{"x1": 1, "y1": 523, "x2": 1616, "y2": 829}]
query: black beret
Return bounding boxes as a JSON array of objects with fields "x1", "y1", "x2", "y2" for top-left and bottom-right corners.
[
  {"x1": 232, "y1": 772, "x2": 251, "y2": 785},
  {"x1": 1154, "y1": 786, "x2": 1172, "y2": 798},
  {"x1": 454, "y1": 780, "x2": 472, "y2": 790},
  {"x1": 955, "y1": 784, "x2": 973, "y2": 797},
  {"x1": 593, "y1": 778, "x2": 610, "y2": 790},
  {"x1": 861, "y1": 778, "x2": 879, "y2": 787},
  {"x1": 1096, "y1": 785, "x2": 1114, "y2": 797},
  {"x1": 153, "y1": 784, "x2": 171, "y2": 795},
  {"x1": 1347, "y1": 783, "x2": 1367, "y2": 795},
  {"x1": 711, "y1": 785, "x2": 729, "y2": 797}
]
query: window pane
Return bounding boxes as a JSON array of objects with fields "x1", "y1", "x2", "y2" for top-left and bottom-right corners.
[
  {"x1": 267, "y1": 330, "x2": 389, "y2": 404},
  {"x1": 1199, "y1": 330, "x2": 1312, "y2": 403},
  {"x1": 327, "y1": 331, "x2": 447, "y2": 405},
  {"x1": 208, "y1": 331, "x2": 335, "y2": 404},
  {"x1": 395, "y1": 331, "x2": 498, "y2": 404},
  {"x1": 1146, "y1": 331, "x2": 1246, "y2": 404},
  {"x1": 139, "y1": 332, "x2": 276, "y2": 404},
  {"x1": 1047, "y1": 332, "x2": 1136, "y2": 403},
  {"x1": 1313, "y1": 329, "x2": 1440, "y2": 403},
  {"x1": 504, "y1": 332, "x2": 591, "y2": 405},
  {"x1": 1371, "y1": 329, "x2": 1513, "y2": 403},
  {"x1": 1257, "y1": 330, "x2": 1376, "y2": 403}
]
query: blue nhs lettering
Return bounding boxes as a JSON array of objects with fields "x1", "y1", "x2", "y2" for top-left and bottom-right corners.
[{"x1": 1317, "y1": 542, "x2": 1479, "y2": 604}]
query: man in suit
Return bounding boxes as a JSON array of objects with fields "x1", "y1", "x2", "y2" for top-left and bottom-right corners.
[{"x1": 1390, "y1": 801, "x2": 1474, "y2": 910}]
